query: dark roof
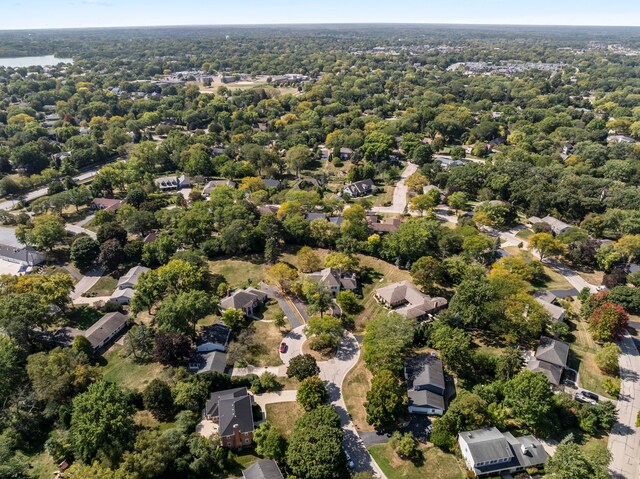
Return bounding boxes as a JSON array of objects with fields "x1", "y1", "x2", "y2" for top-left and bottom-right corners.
[
  {"x1": 263, "y1": 179, "x2": 282, "y2": 189},
  {"x1": 527, "y1": 359, "x2": 563, "y2": 386},
  {"x1": 219, "y1": 394, "x2": 254, "y2": 437},
  {"x1": 204, "y1": 387, "x2": 248, "y2": 417},
  {"x1": 535, "y1": 336, "x2": 569, "y2": 368},
  {"x1": 406, "y1": 355, "x2": 445, "y2": 392},
  {"x1": 0, "y1": 244, "x2": 46, "y2": 266},
  {"x1": 197, "y1": 351, "x2": 228, "y2": 375},
  {"x1": 83, "y1": 312, "x2": 128, "y2": 349},
  {"x1": 305, "y1": 212, "x2": 327, "y2": 221},
  {"x1": 459, "y1": 428, "x2": 514, "y2": 465},
  {"x1": 243, "y1": 460, "x2": 284, "y2": 479},
  {"x1": 408, "y1": 389, "x2": 445, "y2": 410},
  {"x1": 200, "y1": 323, "x2": 231, "y2": 347},
  {"x1": 343, "y1": 179, "x2": 376, "y2": 196}
]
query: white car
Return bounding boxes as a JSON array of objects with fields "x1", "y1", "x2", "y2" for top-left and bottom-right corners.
[{"x1": 345, "y1": 450, "x2": 355, "y2": 468}]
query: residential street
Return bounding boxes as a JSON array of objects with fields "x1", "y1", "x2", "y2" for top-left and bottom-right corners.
[
  {"x1": 608, "y1": 333, "x2": 640, "y2": 479},
  {"x1": 371, "y1": 162, "x2": 417, "y2": 215}
]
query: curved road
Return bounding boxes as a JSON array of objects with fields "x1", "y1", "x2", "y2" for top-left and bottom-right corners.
[{"x1": 281, "y1": 326, "x2": 387, "y2": 478}]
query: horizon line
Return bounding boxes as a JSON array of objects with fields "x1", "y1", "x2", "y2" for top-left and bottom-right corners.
[{"x1": 1, "y1": 21, "x2": 640, "y2": 33}]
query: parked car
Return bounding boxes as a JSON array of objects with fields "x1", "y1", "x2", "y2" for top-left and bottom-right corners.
[
  {"x1": 575, "y1": 393, "x2": 597, "y2": 406},
  {"x1": 345, "y1": 450, "x2": 354, "y2": 468},
  {"x1": 279, "y1": 342, "x2": 287, "y2": 353},
  {"x1": 582, "y1": 391, "x2": 599, "y2": 402}
]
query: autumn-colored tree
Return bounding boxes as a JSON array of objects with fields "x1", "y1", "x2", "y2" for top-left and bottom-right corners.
[{"x1": 588, "y1": 303, "x2": 629, "y2": 342}]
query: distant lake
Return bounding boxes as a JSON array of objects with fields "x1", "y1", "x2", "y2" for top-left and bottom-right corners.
[{"x1": 0, "y1": 55, "x2": 74, "y2": 68}]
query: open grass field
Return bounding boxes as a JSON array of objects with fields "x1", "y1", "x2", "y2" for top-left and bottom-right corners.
[
  {"x1": 208, "y1": 257, "x2": 268, "y2": 288},
  {"x1": 370, "y1": 185, "x2": 395, "y2": 207},
  {"x1": 85, "y1": 273, "x2": 118, "y2": 296},
  {"x1": 102, "y1": 344, "x2": 166, "y2": 391},
  {"x1": 369, "y1": 442, "x2": 465, "y2": 479},
  {"x1": 342, "y1": 357, "x2": 375, "y2": 432},
  {"x1": 567, "y1": 313, "x2": 617, "y2": 398},
  {"x1": 241, "y1": 320, "x2": 284, "y2": 367},
  {"x1": 265, "y1": 401, "x2": 304, "y2": 438}
]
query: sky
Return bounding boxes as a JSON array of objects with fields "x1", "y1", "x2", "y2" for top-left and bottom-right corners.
[{"x1": 2, "y1": 0, "x2": 640, "y2": 30}]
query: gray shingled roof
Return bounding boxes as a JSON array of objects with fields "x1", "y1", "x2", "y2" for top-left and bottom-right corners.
[
  {"x1": 406, "y1": 354, "x2": 445, "y2": 393},
  {"x1": 83, "y1": 312, "x2": 128, "y2": 349},
  {"x1": 218, "y1": 394, "x2": 254, "y2": 437},
  {"x1": 408, "y1": 389, "x2": 445, "y2": 411},
  {"x1": 243, "y1": 459, "x2": 284, "y2": 479},
  {"x1": 527, "y1": 358, "x2": 563, "y2": 386},
  {"x1": 459, "y1": 428, "x2": 514, "y2": 464},
  {"x1": 204, "y1": 387, "x2": 248, "y2": 418},
  {"x1": 535, "y1": 336, "x2": 569, "y2": 368}
]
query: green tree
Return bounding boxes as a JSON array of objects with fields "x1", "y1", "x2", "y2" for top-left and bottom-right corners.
[
  {"x1": 221, "y1": 308, "x2": 246, "y2": 331},
  {"x1": 447, "y1": 191, "x2": 468, "y2": 214},
  {"x1": 155, "y1": 290, "x2": 215, "y2": 338},
  {"x1": 297, "y1": 376, "x2": 329, "y2": 411},
  {"x1": 287, "y1": 354, "x2": 320, "y2": 381},
  {"x1": 389, "y1": 431, "x2": 420, "y2": 461},
  {"x1": 297, "y1": 246, "x2": 322, "y2": 273},
  {"x1": 360, "y1": 131, "x2": 394, "y2": 162},
  {"x1": 364, "y1": 369, "x2": 407, "y2": 430},
  {"x1": 70, "y1": 236, "x2": 100, "y2": 271},
  {"x1": 410, "y1": 255, "x2": 443, "y2": 291},
  {"x1": 304, "y1": 315, "x2": 344, "y2": 352},
  {"x1": 595, "y1": 342, "x2": 621, "y2": 375},
  {"x1": 19, "y1": 213, "x2": 65, "y2": 250},
  {"x1": 143, "y1": 379, "x2": 174, "y2": 421},
  {"x1": 545, "y1": 435, "x2": 610, "y2": 479},
  {"x1": 70, "y1": 381, "x2": 136, "y2": 465},
  {"x1": 99, "y1": 238, "x2": 126, "y2": 271},
  {"x1": 254, "y1": 422, "x2": 287, "y2": 462},
  {"x1": 285, "y1": 145, "x2": 313, "y2": 178},
  {"x1": 504, "y1": 370, "x2": 556, "y2": 437},
  {"x1": 336, "y1": 290, "x2": 361, "y2": 315},
  {"x1": 529, "y1": 233, "x2": 566, "y2": 261},
  {"x1": 0, "y1": 337, "x2": 23, "y2": 407},
  {"x1": 363, "y1": 312, "x2": 416, "y2": 375}
]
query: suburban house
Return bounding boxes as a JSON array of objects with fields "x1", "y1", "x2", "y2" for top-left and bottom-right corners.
[
  {"x1": 342, "y1": 179, "x2": 377, "y2": 198},
  {"x1": 109, "y1": 265, "x2": 149, "y2": 305},
  {"x1": 458, "y1": 427, "x2": 548, "y2": 478},
  {"x1": 257, "y1": 205, "x2": 279, "y2": 216},
  {"x1": 305, "y1": 267, "x2": 358, "y2": 296},
  {"x1": 405, "y1": 354, "x2": 448, "y2": 416},
  {"x1": 117, "y1": 265, "x2": 150, "y2": 290},
  {"x1": 203, "y1": 387, "x2": 255, "y2": 449},
  {"x1": 263, "y1": 178, "x2": 282, "y2": 189},
  {"x1": 527, "y1": 336, "x2": 569, "y2": 386},
  {"x1": 154, "y1": 174, "x2": 190, "y2": 191},
  {"x1": 533, "y1": 290, "x2": 570, "y2": 322},
  {"x1": 528, "y1": 215, "x2": 571, "y2": 235},
  {"x1": 189, "y1": 323, "x2": 232, "y2": 375},
  {"x1": 203, "y1": 179, "x2": 237, "y2": 196},
  {"x1": 607, "y1": 134, "x2": 636, "y2": 144},
  {"x1": 435, "y1": 157, "x2": 467, "y2": 169},
  {"x1": 242, "y1": 459, "x2": 284, "y2": 479},
  {"x1": 90, "y1": 198, "x2": 123, "y2": 213},
  {"x1": 366, "y1": 213, "x2": 401, "y2": 234},
  {"x1": 0, "y1": 244, "x2": 46, "y2": 268},
  {"x1": 375, "y1": 281, "x2": 448, "y2": 320},
  {"x1": 82, "y1": 312, "x2": 129, "y2": 351},
  {"x1": 337, "y1": 147, "x2": 354, "y2": 160},
  {"x1": 219, "y1": 287, "x2": 268, "y2": 316}
]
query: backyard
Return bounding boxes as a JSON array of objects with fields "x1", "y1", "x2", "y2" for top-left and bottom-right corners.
[
  {"x1": 84, "y1": 273, "x2": 118, "y2": 296},
  {"x1": 369, "y1": 442, "x2": 465, "y2": 479},
  {"x1": 239, "y1": 320, "x2": 285, "y2": 367},
  {"x1": 101, "y1": 344, "x2": 167, "y2": 391},
  {"x1": 265, "y1": 401, "x2": 304, "y2": 438},
  {"x1": 208, "y1": 257, "x2": 268, "y2": 289}
]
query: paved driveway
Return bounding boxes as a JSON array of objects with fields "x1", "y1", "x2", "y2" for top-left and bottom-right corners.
[
  {"x1": 279, "y1": 325, "x2": 307, "y2": 366},
  {"x1": 371, "y1": 162, "x2": 417, "y2": 215},
  {"x1": 608, "y1": 333, "x2": 640, "y2": 479},
  {"x1": 260, "y1": 282, "x2": 303, "y2": 329},
  {"x1": 70, "y1": 266, "x2": 104, "y2": 300}
]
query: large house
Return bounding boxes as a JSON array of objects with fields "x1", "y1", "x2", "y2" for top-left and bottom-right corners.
[
  {"x1": 458, "y1": 428, "x2": 547, "y2": 478},
  {"x1": 527, "y1": 336, "x2": 569, "y2": 386},
  {"x1": 366, "y1": 213, "x2": 401, "y2": 234},
  {"x1": 154, "y1": 174, "x2": 190, "y2": 191},
  {"x1": 405, "y1": 354, "x2": 448, "y2": 416},
  {"x1": 203, "y1": 179, "x2": 237, "y2": 196},
  {"x1": 305, "y1": 267, "x2": 358, "y2": 296},
  {"x1": 242, "y1": 459, "x2": 284, "y2": 479},
  {"x1": 375, "y1": 281, "x2": 447, "y2": 320},
  {"x1": 342, "y1": 179, "x2": 377, "y2": 198},
  {"x1": 219, "y1": 287, "x2": 268, "y2": 316},
  {"x1": 204, "y1": 388, "x2": 255, "y2": 449},
  {"x1": 83, "y1": 312, "x2": 129, "y2": 351}
]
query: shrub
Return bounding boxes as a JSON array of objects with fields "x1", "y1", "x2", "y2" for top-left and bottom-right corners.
[{"x1": 595, "y1": 343, "x2": 621, "y2": 376}]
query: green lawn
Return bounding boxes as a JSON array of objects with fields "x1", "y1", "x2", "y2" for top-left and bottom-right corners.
[
  {"x1": 516, "y1": 229, "x2": 534, "y2": 240},
  {"x1": 370, "y1": 186, "x2": 395, "y2": 207},
  {"x1": 265, "y1": 402, "x2": 304, "y2": 438},
  {"x1": 342, "y1": 357, "x2": 375, "y2": 432},
  {"x1": 68, "y1": 305, "x2": 103, "y2": 329},
  {"x1": 567, "y1": 315, "x2": 617, "y2": 399},
  {"x1": 85, "y1": 274, "x2": 119, "y2": 296},
  {"x1": 102, "y1": 345, "x2": 166, "y2": 391},
  {"x1": 369, "y1": 442, "x2": 465, "y2": 479},
  {"x1": 208, "y1": 257, "x2": 268, "y2": 288},
  {"x1": 236, "y1": 320, "x2": 284, "y2": 367}
]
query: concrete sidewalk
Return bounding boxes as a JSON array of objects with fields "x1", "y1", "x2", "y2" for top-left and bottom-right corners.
[{"x1": 608, "y1": 333, "x2": 640, "y2": 479}]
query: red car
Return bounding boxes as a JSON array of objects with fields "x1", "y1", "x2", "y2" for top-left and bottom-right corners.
[{"x1": 279, "y1": 342, "x2": 287, "y2": 353}]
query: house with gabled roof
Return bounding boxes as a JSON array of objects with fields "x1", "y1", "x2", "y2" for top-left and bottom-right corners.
[
  {"x1": 243, "y1": 459, "x2": 284, "y2": 479},
  {"x1": 83, "y1": 312, "x2": 129, "y2": 351},
  {"x1": 219, "y1": 287, "x2": 268, "y2": 316},
  {"x1": 305, "y1": 267, "x2": 357, "y2": 296},
  {"x1": 204, "y1": 387, "x2": 255, "y2": 449},
  {"x1": 343, "y1": 179, "x2": 377, "y2": 198},
  {"x1": 527, "y1": 336, "x2": 569, "y2": 386},
  {"x1": 405, "y1": 354, "x2": 448, "y2": 416},
  {"x1": 375, "y1": 281, "x2": 447, "y2": 320},
  {"x1": 458, "y1": 427, "x2": 547, "y2": 478},
  {"x1": 91, "y1": 198, "x2": 123, "y2": 213}
]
